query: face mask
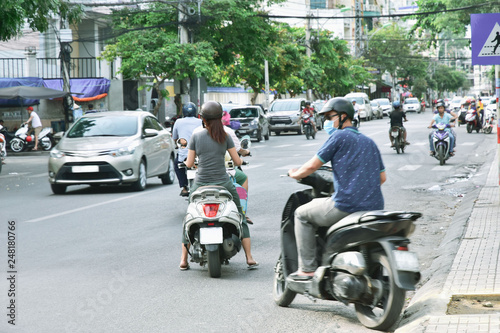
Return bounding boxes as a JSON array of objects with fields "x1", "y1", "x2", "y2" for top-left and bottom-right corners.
[{"x1": 324, "y1": 120, "x2": 336, "y2": 135}]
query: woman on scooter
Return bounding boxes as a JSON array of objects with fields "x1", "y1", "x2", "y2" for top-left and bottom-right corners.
[{"x1": 179, "y1": 101, "x2": 258, "y2": 271}]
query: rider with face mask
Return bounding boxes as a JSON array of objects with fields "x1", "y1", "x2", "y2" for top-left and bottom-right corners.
[
  {"x1": 428, "y1": 101, "x2": 458, "y2": 156},
  {"x1": 288, "y1": 97, "x2": 386, "y2": 279}
]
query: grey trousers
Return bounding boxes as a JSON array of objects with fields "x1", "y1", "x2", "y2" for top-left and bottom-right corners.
[{"x1": 294, "y1": 197, "x2": 350, "y2": 272}]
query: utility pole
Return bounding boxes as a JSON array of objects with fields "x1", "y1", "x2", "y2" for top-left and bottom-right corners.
[
  {"x1": 178, "y1": 0, "x2": 190, "y2": 105},
  {"x1": 354, "y1": 0, "x2": 362, "y2": 58},
  {"x1": 265, "y1": 60, "x2": 269, "y2": 109},
  {"x1": 58, "y1": 26, "x2": 73, "y2": 128}
]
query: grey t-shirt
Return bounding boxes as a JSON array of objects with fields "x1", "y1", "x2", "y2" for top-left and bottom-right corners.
[{"x1": 188, "y1": 129, "x2": 235, "y2": 183}]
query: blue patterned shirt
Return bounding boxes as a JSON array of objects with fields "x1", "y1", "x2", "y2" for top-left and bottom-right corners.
[{"x1": 316, "y1": 127, "x2": 385, "y2": 213}]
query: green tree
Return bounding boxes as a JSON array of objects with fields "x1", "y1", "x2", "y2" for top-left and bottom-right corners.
[
  {"x1": 0, "y1": 0, "x2": 81, "y2": 41},
  {"x1": 433, "y1": 64, "x2": 467, "y2": 96}
]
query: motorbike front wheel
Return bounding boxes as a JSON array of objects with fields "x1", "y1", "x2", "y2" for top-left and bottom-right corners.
[
  {"x1": 466, "y1": 123, "x2": 472, "y2": 133},
  {"x1": 484, "y1": 126, "x2": 492, "y2": 134},
  {"x1": 10, "y1": 138, "x2": 25, "y2": 153},
  {"x1": 272, "y1": 256, "x2": 297, "y2": 307},
  {"x1": 355, "y1": 252, "x2": 406, "y2": 331},
  {"x1": 207, "y1": 248, "x2": 221, "y2": 278},
  {"x1": 305, "y1": 126, "x2": 311, "y2": 140},
  {"x1": 437, "y1": 145, "x2": 446, "y2": 165}
]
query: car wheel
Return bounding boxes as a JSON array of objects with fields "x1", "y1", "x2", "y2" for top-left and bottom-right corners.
[
  {"x1": 256, "y1": 129, "x2": 262, "y2": 142},
  {"x1": 51, "y1": 184, "x2": 67, "y2": 194},
  {"x1": 132, "y1": 160, "x2": 147, "y2": 191},
  {"x1": 275, "y1": 131, "x2": 281, "y2": 136},
  {"x1": 161, "y1": 155, "x2": 175, "y2": 185}
]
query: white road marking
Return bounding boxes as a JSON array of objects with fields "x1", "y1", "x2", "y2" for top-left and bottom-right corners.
[
  {"x1": 277, "y1": 164, "x2": 300, "y2": 170},
  {"x1": 397, "y1": 165, "x2": 422, "y2": 171},
  {"x1": 460, "y1": 142, "x2": 475, "y2": 146},
  {"x1": 28, "y1": 173, "x2": 48, "y2": 178},
  {"x1": 274, "y1": 144, "x2": 294, "y2": 148},
  {"x1": 0, "y1": 172, "x2": 30, "y2": 179},
  {"x1": 412, "y1": 142, "x2": 427, "y2": 146},
  {"x1": 243, "y1": 164, "x2": 264, "y2": 170},
  {"x1": 365, "y1": 131, "x2": 386, "y2": 137},
  {"x1": 26, "y1": 187, "x2": 165, "y2": 223},
  {"x1": 300, "y1": 143, "x2": 319, "y2": 147},
  {"x1": 432, "y1": 166, "x2": 453, "y2": 171}
]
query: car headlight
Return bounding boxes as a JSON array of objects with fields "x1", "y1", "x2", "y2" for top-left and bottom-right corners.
[
  {"x1": 50, "y1": 148, "x2": 65, "y2": 159},
  {"x1": 108, "y1": 145, "x2": 138, "y2": 157},
  {"x1": 250, "y1": 119, "x2": 258, "y2": 126}
]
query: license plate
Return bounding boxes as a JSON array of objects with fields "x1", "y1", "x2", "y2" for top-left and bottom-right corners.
[
  {"x1": 72, "y1": 165, "x2": 99, "y2": 173},
  {"x1": 200, "y1": 227, "x2": 223, "y2": 245},
  {"x1": 393, "y1": 250, "x2": 419, "y2": 272},
  {"x1": 187, "y1": 169, "x2": 197, "y2": 179},
  {"x1": 391, "y1": 131, "x2": 399, "y2": 137}
]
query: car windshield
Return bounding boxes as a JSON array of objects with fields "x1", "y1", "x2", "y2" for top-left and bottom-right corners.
[
  {"x1": 377, "y1": 99, "x2": 390, "y2": 105},
  {"x1": 370, "y1": 102, "x2": 378, "y2": 106},
  {"x1": 269, "y1": 100, "x2": 301, "y2": 112},
  {"x1": 452, "y1": 98, "x2": 462, "y2": 103},
  {"x1": 230, "y1": 108, "x2": 258, "y2": 118},
  {"x1": 405, "y1": 99, "x2": 418, "y2": 104},
  {"x1": 67, "y1": 116, "x2": 138, "y2": 138},
  {"x1": 348, "y1": 97, "x2": 364, "y2": 104}
]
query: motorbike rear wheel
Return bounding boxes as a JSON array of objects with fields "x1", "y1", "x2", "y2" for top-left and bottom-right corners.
[
  {"x1": 41, "y1": 136, "x2": 53, "y2": 151},
  {"x1": 273, "y1": 256, "x2": 297, "y2": 306},
  {"x1": 354, "y1": 252, "x2": 406, "y2": 331},
  {"x1": 394, "y1": 139, "x2": 401, "y2": 154},
  {"x1": 207, "y1": 248, "x2": 222, "y2": 278},
  {"x1": 437, "y1": 145, "x2": 446, "y2": 165}
]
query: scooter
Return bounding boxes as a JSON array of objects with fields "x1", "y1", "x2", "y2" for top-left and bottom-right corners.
[
  {"x1": 182, "y1": 158, "x2": 249, "y2": 278},
  {"x1": 0, "y1": 125, "x2": 16, "y2": 150},
  {"x1": 390, "y1": 126, "x2": 407, "y2": 154},
  {"x1": 430, "y1": 123, "x2": 453, "y2": 166},
  {"x1": 273, "y1": 167, "x2": 421, "y2": 331},
  {"x1": 482, "y1": 110, "x2": 496, "y2": 134},
  {"x1": 9, "y1": 123, "x2": 54, "y2": 152},
  {"x1": 352, "y1": 110, "x2": 360, "y2": 128},
  {"x1": 465, "y1": 109, "x2": 482, "y2": 133},
  {"x1": 301, "y1": 114, "x2": 315, "y2": 140}
]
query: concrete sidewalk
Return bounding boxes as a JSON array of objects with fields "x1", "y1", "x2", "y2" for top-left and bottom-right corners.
[{"x1": 397, "y1": 151, "x2": 500, "y2": 332}]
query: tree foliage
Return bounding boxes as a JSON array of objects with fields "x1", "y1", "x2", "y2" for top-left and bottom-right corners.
[{"x1": 0, "y1": 0, "x2": 81, "y2": 42}]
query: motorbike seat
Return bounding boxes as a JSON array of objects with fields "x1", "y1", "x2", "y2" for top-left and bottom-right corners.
[
  {"x1": 327, "y1": 210, "x2": 422, "y2": 234},
  {"x1": 190, "y1": 185, "x2": 233, "y2": 202}
]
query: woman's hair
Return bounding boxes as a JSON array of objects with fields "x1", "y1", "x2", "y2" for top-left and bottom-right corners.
[{"x1": 204, "y1": 118, "x2": 227, "y2": 144}]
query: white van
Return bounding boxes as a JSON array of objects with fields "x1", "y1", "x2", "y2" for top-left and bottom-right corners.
[{"x1": 344, "y1": 92, "x2": 373, "y2": 121}]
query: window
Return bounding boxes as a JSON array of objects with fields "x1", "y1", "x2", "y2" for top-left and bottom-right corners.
[{"x1": 310, "y1": 0, "x2": 326, "y2": 9}]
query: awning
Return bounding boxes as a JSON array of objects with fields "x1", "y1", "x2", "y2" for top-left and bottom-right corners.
[
  {"x1": 0, "y1": 77, "x2": 44, "y2": 107},
  {"x1": 44, "y1": 78, "x2": 110, "y2": 102}
]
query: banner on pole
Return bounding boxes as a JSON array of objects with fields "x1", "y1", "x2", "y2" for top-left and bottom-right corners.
[{"x1": 471, "y1": 13, "x2": 500, "y2": 66}]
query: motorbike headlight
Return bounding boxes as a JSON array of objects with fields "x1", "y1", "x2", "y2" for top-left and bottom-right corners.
[
  {"x1": 108, "y1": 145, "x2": 138, "y2": 157},
  {"x1": 50, "y1": 148, "x2": 64, "y2": 159}
]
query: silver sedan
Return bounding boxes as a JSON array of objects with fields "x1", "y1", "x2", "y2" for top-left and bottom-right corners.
[{"x1": 48, "y1": 111, "x2": 176, "y2": 194}]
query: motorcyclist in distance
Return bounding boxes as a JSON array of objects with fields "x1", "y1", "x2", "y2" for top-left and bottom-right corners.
[
  {"x1": 301, "y1": 102, "x2": 317, "y2": 133},
  {"x1": 428, "y1": 101, "x2": 457, "y2": 156},
  {"x1": 388, "y1": 101, "x2": 409, "y2": 147},
  {"x1": 172, "y1": 102, "x2": 202, "y2": 196}
]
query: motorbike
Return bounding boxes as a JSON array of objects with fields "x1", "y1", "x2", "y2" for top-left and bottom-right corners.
[
  {"x1": 273, "y1": 167, "x2": 421, "y2": 331},
  {"x1": 181, "y1": 157, "x2": 250, "y2": 278},
  {"x1": 430, "y1": 123, "x2": 453, "y2": 165},
  {"x1": 483, "y1": 110, "x2": 496, "y2": 134},
  {"x1": 301, "y1": 114, "x2": 315, "y2": 140},
  {"x1": 9, "y1": 123, "x2": 54, "y2": 152},
  {"x1": 352, "y1": 110, "x2": 360, "y2": 128},
  {"x1": 465, "y1": 109, "x2": 482, "y2": 133},
  {"x1": 457, "y1": 105, "x2": 469, "y2": 127},
  {"x1": 390, "y1": 126, "x2": 407, "y2": 154},
  {"x1": 0, "y1": 125, "x2": 16, "y2": 150}
]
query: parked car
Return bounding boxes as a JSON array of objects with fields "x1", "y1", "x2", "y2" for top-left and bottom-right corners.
[
  {"x1": 268, "y1": 98, "x2": 306, "y2": 135},
  {"x1": 373, "y1": 98, "x2": 393, "y2": 116},
  {"x1": 370, "y1": 100, "x2": 384, "y2": 119},
  {"x1": 229, "y1": 106, "x2": 270, "y2": 142},
  {"x1": 312, "y1": 100, "x2": 326, "y2": 129},
  {"x1": 48, "y1": 111, "x2": 176, "y2": 194},
  {"x1": 403, "y1": 97, "x2": 421, "y2": 113},
  {"x1": 450, "y1": 96, "x2": 463, "y2": 112},
  {"x1": 485, "y1": 97, "x2": 497, "y2": 115},
  {"x1": 344, "y1": 92, "x2": 373, "y2": 120}
]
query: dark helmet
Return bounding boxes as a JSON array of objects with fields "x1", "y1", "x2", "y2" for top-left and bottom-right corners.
[
  {"x1": 436, "y1": 101, "x2": 445, "y2": 108},
  {"x1": 392, "y1": 101, "x2": 401, "y2": 109},
  {"x1": 182, "y1": 102, "x2": 197, "y2": 117},
  {"x1": 199, "y1": 101, "x2": 223, "y2": 120},
  {"x1": 305, "y1": 101, "x2": 311, "y2": 106},
  {"x1": 319, "y1": 97, "x2": 355, "y2": 120},
  {"x1": 436, "y1": 98, "x2": 444, "y2": 104}
]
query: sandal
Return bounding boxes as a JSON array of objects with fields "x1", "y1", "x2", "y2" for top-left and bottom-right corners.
[
  {"x1": 179, "y1": 262, "x2": 190, "y2": 271},
  {"x1": 247, "y1": 262, "x2": 259, "y2": 270}
]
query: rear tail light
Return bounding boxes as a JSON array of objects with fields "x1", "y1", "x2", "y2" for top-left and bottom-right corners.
[
  {"x1": 397, "y1": 246, "x2": 409, "y2": 251},
  {"x1": 202, "y1": 204, "x2": 219, "y2": 217}
]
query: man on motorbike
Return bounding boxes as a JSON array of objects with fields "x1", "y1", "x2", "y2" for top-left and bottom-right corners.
[
  {"x1": 287, "y1": 97, "x2": 386, "y2": 279},
  {"x1": 179, "y1": 101, "x2": 257, "y2": 270},
  {"x1": 301, "y1": 102, "x2": 317, "y2": 133},
  {"x1": 388, "y1": 101, "x2": 409, "y2": 147},
  {"x1": 428, "y1": 101, "x2": 457, "y2": 156},
  {"x1": 172, "y1": 102, "x2": 202, "y2": 196}
]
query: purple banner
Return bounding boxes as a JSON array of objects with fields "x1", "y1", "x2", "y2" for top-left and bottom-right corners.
[{"x1": 471, "y1": 13, "x2": 500, "y2": 66}]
